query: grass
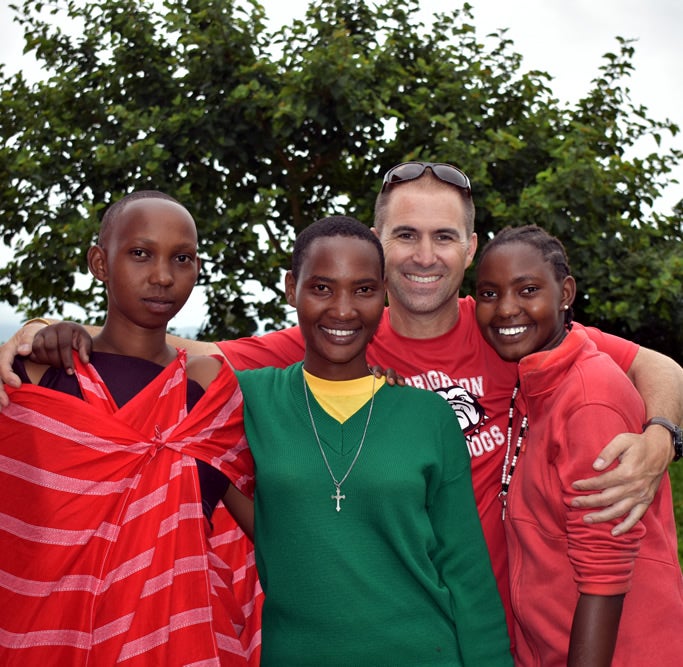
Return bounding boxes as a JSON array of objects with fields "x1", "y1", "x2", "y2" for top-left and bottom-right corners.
[{"x1": 670, "y1": 465, "x2": 683, "y2": 567}]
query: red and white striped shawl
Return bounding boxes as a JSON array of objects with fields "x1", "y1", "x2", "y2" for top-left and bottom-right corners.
[{"x1": 0, "y1": 351, "x2": 262, "y2": 666}]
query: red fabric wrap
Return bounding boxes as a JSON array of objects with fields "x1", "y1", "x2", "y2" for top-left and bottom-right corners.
[{"x1": 0, "y1": 351, "x2": 261, "y2": 666}]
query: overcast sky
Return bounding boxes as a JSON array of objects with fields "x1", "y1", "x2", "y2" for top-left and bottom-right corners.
[{"x1": 1, "y1": 0, "x2": 681, "y2": 337}]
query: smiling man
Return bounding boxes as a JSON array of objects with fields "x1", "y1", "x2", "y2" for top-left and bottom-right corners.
[{"x1": 373, "y1": 162, "x2": 477, "y2": 339}]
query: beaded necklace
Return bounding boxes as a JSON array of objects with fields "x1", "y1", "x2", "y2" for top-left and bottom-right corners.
[{"x1": 499, "y1": 379, "x2": 528, "y2": 521}]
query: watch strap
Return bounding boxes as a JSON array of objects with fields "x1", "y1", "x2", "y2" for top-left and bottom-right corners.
[{"x1": 643, "y1": 417, "x2": 683, "y2": 462}]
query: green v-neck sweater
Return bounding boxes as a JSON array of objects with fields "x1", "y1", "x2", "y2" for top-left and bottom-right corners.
[{"x1": 236, "y1": 363, "x2": 511, "y2": 667}]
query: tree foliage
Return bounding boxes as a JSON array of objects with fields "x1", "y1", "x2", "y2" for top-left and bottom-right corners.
[{"x1": 1, "y1": 0, "x2": 681, "y2": 360}]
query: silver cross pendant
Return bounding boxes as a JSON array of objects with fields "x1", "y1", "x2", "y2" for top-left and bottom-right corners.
[{"x1": 331, "y1": 485, "x2": 346, "y2": 512}]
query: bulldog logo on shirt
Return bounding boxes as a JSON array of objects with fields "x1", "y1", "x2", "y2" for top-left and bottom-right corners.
[
  {"x1": 435, "y1": 384, "x2": 487, "y2": 435},
  {"x1": 435, "y1": 385, "x2": 505, "y2": 458}
]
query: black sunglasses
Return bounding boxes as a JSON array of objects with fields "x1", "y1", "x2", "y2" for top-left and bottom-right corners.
[{"x1": 380, "y1": 161, "x2": 472, "y2": 197}]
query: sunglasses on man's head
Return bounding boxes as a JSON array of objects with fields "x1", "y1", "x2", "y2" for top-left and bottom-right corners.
[{"x1": 380, "y1": 161, "x2": 472, "y2": 197}]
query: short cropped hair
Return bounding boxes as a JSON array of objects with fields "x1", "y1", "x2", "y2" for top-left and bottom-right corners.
[
  {"x1": 98, "y1": 190, "x2": 183, "y2": 245},
  {"x1": 373, "y1": 170, "x2": 476, "y2": 237},
  {"x1": 291, "y1": 215, "x2": 385, "y2": 280}
]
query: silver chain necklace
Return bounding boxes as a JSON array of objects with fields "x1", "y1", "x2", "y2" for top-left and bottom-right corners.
[{"x1": 302, "y1": 366, "x2": 376, "y2": 512}]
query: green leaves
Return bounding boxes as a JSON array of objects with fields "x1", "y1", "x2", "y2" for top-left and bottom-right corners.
[{"x1": 1, "y1": 0, "x2": 681, "y2": 359}]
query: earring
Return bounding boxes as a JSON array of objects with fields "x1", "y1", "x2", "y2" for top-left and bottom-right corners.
[{"x1": 562, "y1": 305, "x2": 569, "y2": 311}]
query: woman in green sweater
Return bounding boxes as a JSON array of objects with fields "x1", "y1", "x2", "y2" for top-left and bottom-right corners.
[{"x1": 236, "y1": 215, "x2": 511, "y2": 666}]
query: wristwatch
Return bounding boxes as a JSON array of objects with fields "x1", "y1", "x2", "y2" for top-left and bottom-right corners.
[{"x1": 643, "y1": 417, "x2": 683, "y2": 462}]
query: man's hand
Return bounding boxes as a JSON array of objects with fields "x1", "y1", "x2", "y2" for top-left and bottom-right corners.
[
  {"x1": 30, "y1": 323, "x2": 93, "y2": 373},
  {"x1": 369, "y1": 364, "x2": 405, "y2": 386},
  {"x1": 0, "y1": 321, "x2": 47, "y2": 407},
  {"x1": 571, "y1": 429, "x2": 671, "y2": 536},
  {"x1": 575, "y1": 345, "x2": 683, "y2": 535}
]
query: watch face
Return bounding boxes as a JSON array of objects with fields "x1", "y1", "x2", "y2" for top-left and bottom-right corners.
[{"x1": 672, "y1": 426, "x2": 683, "y2": 461}]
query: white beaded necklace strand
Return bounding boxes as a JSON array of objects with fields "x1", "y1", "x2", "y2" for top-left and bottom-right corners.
[
  {"x1": 302, "y1": 367, "x2": 377, "y2": 512},
  {"x1": 499, "y1": 380, "x2": 528, "y2": 521}
]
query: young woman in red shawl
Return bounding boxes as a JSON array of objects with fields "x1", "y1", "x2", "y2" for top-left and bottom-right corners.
[{"x1": 0, "y1": 191, "x2": 260, "y2": 666}]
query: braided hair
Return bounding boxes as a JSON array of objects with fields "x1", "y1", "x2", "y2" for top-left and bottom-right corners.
[{"x1": 478, "y1": 225, "x2": 574, "y2": 330}]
